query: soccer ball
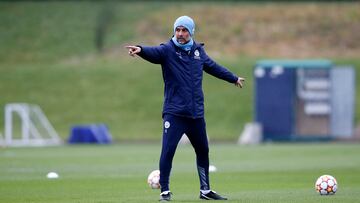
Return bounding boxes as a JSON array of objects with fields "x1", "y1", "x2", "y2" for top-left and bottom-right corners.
[
  {"x1": 315, "y1": 175, "x2": 338, "y2": 195},
  {"x1": 147, "y1": 169, "x2": 160, "y2": 189}
]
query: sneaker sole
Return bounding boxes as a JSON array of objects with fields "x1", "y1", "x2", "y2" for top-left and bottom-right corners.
[{"x1": 200, "y1": 193, "x2": 227, "y2": 200}]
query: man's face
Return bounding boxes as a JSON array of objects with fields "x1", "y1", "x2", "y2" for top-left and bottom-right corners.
[{"x1": 175, "y1": 26, "x2": 191, "y2": 44}]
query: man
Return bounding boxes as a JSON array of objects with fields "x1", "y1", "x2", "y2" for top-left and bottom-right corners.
[{"x1": 126, "y1": 16, "x2": 244, "y2": 201}]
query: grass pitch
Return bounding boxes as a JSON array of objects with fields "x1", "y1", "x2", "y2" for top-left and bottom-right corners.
[
  {"x1": 1, "y1": 1, "x2": 360, "y2": 141},
  {"x1": 1, "y1": 143, "x2": 359, "y2": 203}
]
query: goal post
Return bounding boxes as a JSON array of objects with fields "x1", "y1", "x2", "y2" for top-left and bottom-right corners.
[{"x1": 3, "y1": 103, "x2": 62, "y2": 147}]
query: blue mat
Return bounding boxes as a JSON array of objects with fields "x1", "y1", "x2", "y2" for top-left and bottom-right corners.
[{"x1": 68, "y1": 124, "x2": 112, "y2": 144}]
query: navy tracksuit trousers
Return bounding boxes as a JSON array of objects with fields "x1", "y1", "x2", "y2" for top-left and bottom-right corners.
[{"x1": 159, "y1": 114, "x2": 210, "y2": 192}]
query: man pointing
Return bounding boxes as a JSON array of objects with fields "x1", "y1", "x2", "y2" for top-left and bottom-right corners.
[{"x1": 126, "y1": 16, "x2": 244, "y2": 201}]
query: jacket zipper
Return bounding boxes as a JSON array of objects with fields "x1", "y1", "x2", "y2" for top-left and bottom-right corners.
[{"x1": 188, "y1": 49, "x2": 196, "y2": 118}]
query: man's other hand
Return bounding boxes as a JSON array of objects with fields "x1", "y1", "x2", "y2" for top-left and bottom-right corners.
[{"x1": 235, "y1": 77, "x2": 245, "y2": 88}]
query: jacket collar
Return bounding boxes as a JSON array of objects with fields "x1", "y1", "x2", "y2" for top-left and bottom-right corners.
[{"x1": 169, "y1": 38, "x2": 203, "y2": 52}]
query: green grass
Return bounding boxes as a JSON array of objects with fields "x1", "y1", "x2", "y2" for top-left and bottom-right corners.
[
  {"x1": 0, "y1": 1, "x2": 168, "y2": 63},
  {"x1": 0, "y1": 1, "x2": 359, "y2": 141},
  {"x1": 0, "y1": 143, "x2": 360, "y2": 202},
  {"x1": 0, "y1": 56, "x2": 255, "y2": 141},
  {"x1": 1, "y1": 54, "x2": 359, "y2": 141}
]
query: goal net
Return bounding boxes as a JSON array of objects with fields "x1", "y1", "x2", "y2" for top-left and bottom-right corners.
[{"x1": 2, "y1": 103, "x2": 62, "y2": 147}]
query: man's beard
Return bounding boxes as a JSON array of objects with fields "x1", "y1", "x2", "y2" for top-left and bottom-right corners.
[{"x1": 177, "y1": 36, "x2": 191, "y2": 44}]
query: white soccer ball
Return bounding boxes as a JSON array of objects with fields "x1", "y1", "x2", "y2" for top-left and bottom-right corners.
[
  {"x1": 46, "y1": 172, "x2": 59, "y2": 179},
  {"x1": 147, "y1": 169, "x2": 160, "y2": 189},
  {"x1": 315, "y1": 175, "x2": 338, "y2": 195},
  {"x1": 209, "y1": 165, "x2": 217, "y2": 172}
]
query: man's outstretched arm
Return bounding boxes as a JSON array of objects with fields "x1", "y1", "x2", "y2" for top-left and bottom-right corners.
[
  {"x1": 125, "y1": 45, "x2": 166, "y2": 64},
  {"x1": 203, "y1": 52, "x2": 245, "y2": 88}
]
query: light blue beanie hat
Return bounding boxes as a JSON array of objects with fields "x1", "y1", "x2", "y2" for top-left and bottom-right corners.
[{"x1": 173, "y1": 16, "x2": 195, "y2": 36}]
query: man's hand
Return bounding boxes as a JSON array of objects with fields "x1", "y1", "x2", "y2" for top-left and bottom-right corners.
[
  {"x1": 235, "y1": 77, "x2": 245, "y2": 88},
  {"x1": 125, "y1": 45, "x2": 141, "y2": 57}
]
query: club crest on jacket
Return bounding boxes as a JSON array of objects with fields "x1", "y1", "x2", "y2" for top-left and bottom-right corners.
[{"x1": 194, "y1": 49, "x2": 200, "y2": 60}]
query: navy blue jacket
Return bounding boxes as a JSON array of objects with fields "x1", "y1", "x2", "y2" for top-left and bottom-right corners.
[{"x1": 138, "y1": 39, "x2": 238, "y2": 118}]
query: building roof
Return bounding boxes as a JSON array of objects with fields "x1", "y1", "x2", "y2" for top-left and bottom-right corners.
[{"x1": 255, "y1": 59, "x2": 332, "y2": 68}]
